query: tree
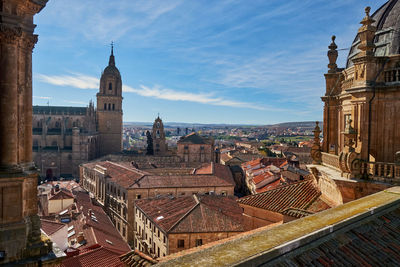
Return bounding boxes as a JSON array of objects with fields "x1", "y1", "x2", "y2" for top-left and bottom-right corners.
[{"x1": 146, "y1": 130, "x2": 153, "y2": 155}]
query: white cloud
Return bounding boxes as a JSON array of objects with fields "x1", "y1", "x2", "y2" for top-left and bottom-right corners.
[
  {"x1": 33, "y1": 96, "x2": 52, "y2": 100},
  {"x1": 36, "y1": 73, "x2": 99, "y2": 89},
  {"x1": 36, "y1": 72, "x2": 267, "y2": 110},
  {"x1": 64, "y1": 100, "x2": 88, "y2": 105}
]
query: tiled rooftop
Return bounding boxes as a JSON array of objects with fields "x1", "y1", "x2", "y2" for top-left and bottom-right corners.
[
  {"x1": 48, "y1": 189, "x2": 74, "y2": 200},
  {"x1": 238, "y1": 179, "x2": 325, "y2": 214},
  {"x1": 135, "y1": 195, "x2": 244, "y2": 233},
  {"x1": 60, "y1": 246, "x2": 125, "y2": 267},
  {"x1": 41, "y1": 219, "x2": 66, "y2": 236},
  {"x1": 155, "y1": 187, "x2": 400, "y2": 266},
  {"x1": 177, "y1": 132, "x2": 213, "y2": 145},
  {"x1": 82, "y1": 161, "x2": 235, "y2": 189},
  {"x1": 68, "y1": 191, "x2": 131, "y2": 253}
]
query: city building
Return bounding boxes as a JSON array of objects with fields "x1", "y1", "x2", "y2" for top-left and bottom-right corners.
[
  {"x1": 32, "y1": 46, "x2": 123, "y2": 179},
  {"x1": 134, "y1": 195, "x2": 245, "y2": 258},
  {"x1": 80, "y1": 160, "x2": 236, "y2": 246},
  {"x1": 177, "y1": 132, "x2": 215, "y2": 164}
]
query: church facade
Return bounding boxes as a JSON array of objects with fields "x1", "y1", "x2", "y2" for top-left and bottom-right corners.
[
  {"x1": 32, "y1": 48, "x2": 123, "y2": 179},
  {"x1": 310, "y1": 1, "x2": 400, "y2": 203}
]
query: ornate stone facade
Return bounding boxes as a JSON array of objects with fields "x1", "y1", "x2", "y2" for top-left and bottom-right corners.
[
  {"x1": 318, "y1": 2, "x2": 400, "y2": 183},
  {"x1": 32, "y1": 104, "x2": 98, "y2": 178}
]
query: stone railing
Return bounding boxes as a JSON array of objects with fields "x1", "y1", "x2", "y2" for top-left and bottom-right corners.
[
  {"x1": 321, "y1": 152, "x2": 340, "y2": 170},
  {"x1": 360, "y1": 162, "x2": 400, "y2": 181}
]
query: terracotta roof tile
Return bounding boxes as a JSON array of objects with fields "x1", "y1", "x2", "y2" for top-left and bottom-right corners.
[
  {"x1": 49, "y1": 189, "x2": 74, "y2": 200},
  {"x1": 68, "y1": 191, "x2": 131, "y2": 253},
  {"x1": 238, "y1": 179, "x2": 321, "y2": 213},
  {"x1": 135, "y1": 195, "x2": 244, "y2": 234},
  {"x1": 60, "y1": 246, "x2": 125, "y2": 267},
  {"x1": 41, "y1": 219, "x2": 66, "y2": 235}
]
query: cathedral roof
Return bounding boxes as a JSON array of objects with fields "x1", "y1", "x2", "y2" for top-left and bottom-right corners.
[
  {"x1": 33, "y1": 105, "x2": 87, "y2": 115},
  {"x1": 347, "y1": 0, "x2": 400, "y2": 67}
]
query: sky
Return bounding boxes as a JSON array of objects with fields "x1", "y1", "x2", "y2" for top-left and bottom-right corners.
[{"x1": 33, "y1": 0, "x2": 386, "y2": 125}]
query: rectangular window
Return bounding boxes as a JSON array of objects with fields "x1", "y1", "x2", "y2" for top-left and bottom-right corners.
[
  {"x1": 112, "y1": 104, "x2": 115, "y2": 110},
  {"x1": 177, "y1": 239, "x2": 185, "y2": 248},
  {"x1": 157, "y1": 247, "x2": 160, "y2": 258},
  {"x1": 163, "y1": 236, "x2": 166, "y2": 243},
  {"x1": 123, "y1": 227, "x2": 126, "y2": 237},
  {"x1": 136, "y1": 194, "x2": 141, "y2": 199},
  {"x1": 221, "y1": 191, "x2": 227, "y2": 196},
  {"x1": 195, "y1": 239, "x2": 203, "y2": 247}
]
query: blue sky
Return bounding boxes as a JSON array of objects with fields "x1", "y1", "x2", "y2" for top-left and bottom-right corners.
[{"x1": 33, "y1": 0, "x2": 385, "y2": 124}]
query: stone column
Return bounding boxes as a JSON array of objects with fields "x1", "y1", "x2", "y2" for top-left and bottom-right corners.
[
  {"x1": 22, "y1": 34, "x2": 38, "y2": 165},
  {"x1": 0, "y1": 25, "x2": 22, "y2": 169}
]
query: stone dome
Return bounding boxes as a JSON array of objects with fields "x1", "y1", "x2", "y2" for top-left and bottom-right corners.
[{"x1": 347, "y1": 0, "x2": 400, "y2": 67}]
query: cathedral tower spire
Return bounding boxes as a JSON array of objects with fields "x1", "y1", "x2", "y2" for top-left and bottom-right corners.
[
  {"x1": 109, "y1": 41, "x2": 115, "y2": 66},
  {"x1": 96, "y1": 44, "x2": 123, "y2": 156}
]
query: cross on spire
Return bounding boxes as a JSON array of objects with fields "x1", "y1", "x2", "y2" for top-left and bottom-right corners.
[{"x1": 108, "y1": 41, "x2": 115, "y2": 66}]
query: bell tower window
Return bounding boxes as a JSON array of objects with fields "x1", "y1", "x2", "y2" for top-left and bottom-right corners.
[
  {"x1": 112, "y1": 104, "x2": 115, "y2": 110},
  {"x1": 108, "y1": 103, "x2": 111, "y2": 110},
  {"x1": 109, "y1": 82, "x2": 112, "y2": 90},
  {"x1": 104, "y1": 103, "x2": 107, "y2": 110}
]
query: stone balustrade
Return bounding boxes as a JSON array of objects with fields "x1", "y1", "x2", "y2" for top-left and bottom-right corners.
[
  {"x1": 360, "y1": 162, "x2": 400, "y2": 181},
  {"x1": 321, "y1": 152, "x2": 340, "y2": 170}
]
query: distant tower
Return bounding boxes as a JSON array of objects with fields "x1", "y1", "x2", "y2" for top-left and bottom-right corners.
[
  {"x1": 97, "y1": 44, "x2": 123, "y2": 156},
  {"x1": 152, "y1": 116, "x2": 167, "y2": 155}
]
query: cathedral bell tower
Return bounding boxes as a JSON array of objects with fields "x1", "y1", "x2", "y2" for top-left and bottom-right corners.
[
  {"x1": 152, "y1": 116, "x2": 168, "y2": 155},
  {"x1": 97, "y1": 44, "x2": 123, "y2": 156}
]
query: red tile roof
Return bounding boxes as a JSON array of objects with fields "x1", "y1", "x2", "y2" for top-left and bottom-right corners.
[
  {"x1": 238, "y1": 179, "x2": 322, "y2": 213},
  {"x1": 41, "y1": 219, "x2": 66, "y2": 235},
  {"x1": 49, "y1": 189, "x2": 74, "y2": 200},
  {"x1": 255, "y1": 179, "x2": 282, "y2": 194},
  {"x1": 68, "y1": 191, "x2": 131, "y2": 253},
  {"x1": 83, "y1": 161, "x2": 234, "y2": 189},
  {"x1": 60, "y1": 246, "x2": 125, "y2": 267},
  {"x1": 135, "y1": 195, "x2": 244, "y2": 234}
]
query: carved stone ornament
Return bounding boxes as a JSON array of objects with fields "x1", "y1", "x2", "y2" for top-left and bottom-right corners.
[
  {"x1": 0, "y1": 23, "x2": 23, "y2": 44},
  {"x1": 311, "y1": 121, "x2": 322, "y2": 164}
]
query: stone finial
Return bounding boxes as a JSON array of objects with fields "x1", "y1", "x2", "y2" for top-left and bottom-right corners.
[
  {"x1": 365, "y1": 6, "x2": 371, "y2": 17},
  {"x1": 327, "y1": 35, "x2": 338, "y2": 73},
  {"x1": 358, "y1": 6, "x2": 376, "y2": 57},
  {"x1": 311, "y1": 121, "x2": 322, "y2": 164}
]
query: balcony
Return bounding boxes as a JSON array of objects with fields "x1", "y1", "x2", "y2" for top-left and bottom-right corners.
[{"x1": 360, "y1": 162, "x2": 400, "y2": 183}]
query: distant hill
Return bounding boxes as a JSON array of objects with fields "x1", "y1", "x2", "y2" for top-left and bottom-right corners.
[{"x1": 124, "y1": 121, "x2": 322, "y2": 129}]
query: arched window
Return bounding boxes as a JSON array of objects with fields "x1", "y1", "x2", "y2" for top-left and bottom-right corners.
[
  {"x1": 108, "y1": 103, "x2": 111, "y2": 110},
  {"x1": 112, "y1": 104, "x2": 115, "y2": 110},
  {"x1": 55, "y1": 121, "x2": 60, "y2": 128},
  {"x1": 104, "y1": 103, "x2": 107, "y2": 110},
  {"x1": 109, "y1": 82, "x2": 112, "y2": 90}
]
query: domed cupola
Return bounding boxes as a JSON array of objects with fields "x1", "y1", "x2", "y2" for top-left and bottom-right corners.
[
  {"x1": 99, "y1": 44, "x2": 122, "y2": 96},
  {"x1": 347, "y1": 0, "x2": 400, "y2": 67}
]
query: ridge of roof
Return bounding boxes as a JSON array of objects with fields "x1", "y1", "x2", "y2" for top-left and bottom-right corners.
[{"x1": 168, "y1": 195, "x2": 200, "y2": 232}]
